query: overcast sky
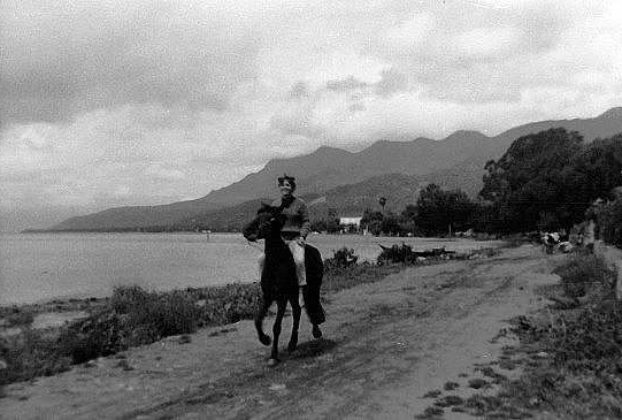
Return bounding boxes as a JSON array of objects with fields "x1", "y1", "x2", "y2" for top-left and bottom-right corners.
[{"x1": 1, "y1": 0, "x2": 621, "y2": 230}]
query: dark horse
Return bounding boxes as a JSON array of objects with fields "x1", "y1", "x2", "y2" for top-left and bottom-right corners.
[{"x1": 243, "y1": 204, "x2": 325, "y2": 366}]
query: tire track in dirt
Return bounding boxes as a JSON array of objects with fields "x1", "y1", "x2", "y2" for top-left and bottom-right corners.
[
  {"x1": 1, "y1": 245, "x2": 560, "y2": 420},
  {"x1": 142, "y1": 246, "x2": 556, "y2": 420}
]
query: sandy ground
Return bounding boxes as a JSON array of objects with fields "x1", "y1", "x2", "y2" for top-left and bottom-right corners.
[{"x1": 1, "y1": 245, "x2": 565, "y2": 420}]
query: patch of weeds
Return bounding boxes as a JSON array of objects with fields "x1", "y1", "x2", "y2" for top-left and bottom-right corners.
[
  {"x1": 1, "y1": 310, "x2": 34, "y2": 328},
  {"x1": 208, "y1": 327, "x2": 236, "y2": 337},
  {"x1": 323, "y1": 261, "x2": 402, "y2": 293},
  {"x1": 468, "y1": 378, "x2": 489, "y2": 389},
  {"x1": 455, "y1": 254, "x2": 622, "y2": 419},
  {"x1": 443, "y1": 381, "x2": 460, "y2": 391},
  {"x1": 422, "y1": 389, "x2": 442, "y2": 398},
  {"x1": 415, "y1": 406, "x2": 444, "y2": 419},
  {"x1": 452, "y1": 394, "x2": 532, "y2": 419},
  {"x1": 324, "y1": 247, "x2": 358, "y2": 268},
  {"x1": 552, "y1": 253, "x2": 614, "y2": 299},
  {"x1": 499, "y1": 358, "x2": 519, "y2": 370},
  {"x1": 462, "y1": 394, "x2": 504, "y2": 416},
  {"x1": 116, "y1": 359, "x2": 133, "y2": 371},
  {"x1": 475, "y1": 366, "x2": 507, "y2": 384},
  {"x1": 434, "y1": 395, "x2": 464, "y2": 407}
]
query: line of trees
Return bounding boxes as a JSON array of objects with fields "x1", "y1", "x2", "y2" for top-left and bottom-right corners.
[{"x1": 316, "y1": 129, "x2": 621, "y2": 240}]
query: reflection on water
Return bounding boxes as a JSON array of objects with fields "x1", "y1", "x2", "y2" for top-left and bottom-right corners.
[{"x1": 0, "y1": 232, "x2": 500, "y2": 305}]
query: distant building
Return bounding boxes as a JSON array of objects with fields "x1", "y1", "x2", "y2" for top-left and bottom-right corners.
[{"x1": 339, "y1": 217, "x2": 363, "y2": 228}]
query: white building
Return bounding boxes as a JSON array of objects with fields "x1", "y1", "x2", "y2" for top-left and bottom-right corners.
[{"x1": 339, "y1": 217, "x2": 363, "y2": 228}]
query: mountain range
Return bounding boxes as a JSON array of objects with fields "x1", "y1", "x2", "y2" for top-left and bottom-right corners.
[{"x1": 48, "y1": 107, "x2": 622, "y2": 231}]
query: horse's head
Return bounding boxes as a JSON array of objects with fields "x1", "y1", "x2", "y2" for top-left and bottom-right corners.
[{"x1": 243, "y1": 203, "x2": 285, "y2": 241}]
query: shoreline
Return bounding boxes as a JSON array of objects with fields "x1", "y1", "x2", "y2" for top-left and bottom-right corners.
[
  {"x1": 1, "y1": 244, "x2": 502, "y2": 386},
  {"x1": 1, "y1": 235, "x2": 505, "y2": 309}
]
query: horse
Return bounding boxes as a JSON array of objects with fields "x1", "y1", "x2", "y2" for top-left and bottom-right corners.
[{"x1": 243, "y1": 204, "x2": 325, "y2": 367}]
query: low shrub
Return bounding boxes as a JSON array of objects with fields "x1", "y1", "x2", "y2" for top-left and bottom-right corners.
[
  {"x1": 323, "y1": 262, "x2": 402, "y2": 293},
  {"x1": 552, "y1": 253, "x2": 614, "y2": 298},
  {"x1": 1, "y1": 284, "x2": 263, "y2": 384},
  {"x1": 0, "y1": 309, "x2": 34, "y2": 329},
  {"x1": 1, "y1": 328, "x2": 72, "y2": 385},
  {"x1": 476, "y1": 254, "x2": 622, "y2": 418},
  {"x1": 324, "y1": 247, "x2": 358, "y2": 269},
  {"x1": 186, "y1": 283, "x2": 262, "y2": 326},
  {"x1": 377, "y1": 243, "x2": 415, "y2": 264}
]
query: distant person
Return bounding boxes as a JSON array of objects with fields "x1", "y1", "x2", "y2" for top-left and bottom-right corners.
[
  {"x1": 584, "y1": 212, "x2": 597, "y2": 254},
  {"x1": 257, "y1": 174, "x2": 311, "y2": 305}
]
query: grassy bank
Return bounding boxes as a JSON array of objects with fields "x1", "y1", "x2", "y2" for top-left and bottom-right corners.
[
  {"x1": 436, "y1": 250, "x2": 622, "y2": 418},
  {"x1": 0, "y1": 245, "x2": 497, "y2": 388},
  {"x1": 0, "y1": 249, "x2": 400, "y2": 387}
]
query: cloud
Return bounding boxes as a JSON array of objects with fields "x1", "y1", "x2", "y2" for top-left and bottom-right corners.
[
  {"x1": 1, "y1": 0, "x2": 621, "y2": 231},
  {"x1": 452, "y1": 27, "x2": 521, "y2": 59},
  {"x1": 1, "y1": 0, "x2": 261, "y2": 124},
  {"x1": 378, "y1": 12, "x2": 436, "y2": 55},
  {"x1": 326, "y1": 77, "x2": 369, "y2": 92}
]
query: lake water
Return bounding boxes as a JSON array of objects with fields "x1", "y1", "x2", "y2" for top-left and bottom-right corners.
[{"x1": 0, "y1": 232, "x2": 501, "y2": 305}]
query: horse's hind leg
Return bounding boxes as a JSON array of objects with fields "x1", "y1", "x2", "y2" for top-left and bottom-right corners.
[
  {"x1": 255, "y1": 299, "x2": 271, "y2": 346},
  {"x1": 312, "y1": 323, "x2": 322, "y2": 339},
  {"x1": 268, "y1": 299, "x2": 287, "y2": 366},
  {"x1": 288, "y1": 297, "x2": 301, "y2": 353}
]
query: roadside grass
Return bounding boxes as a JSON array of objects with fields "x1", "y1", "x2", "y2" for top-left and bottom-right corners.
[
  {"x1": 0, "y1": 249, "x2": 401, "y2": 386},
  {"x1": 1, "y1": 245, "x2": 498, "y2": 387},
  {"x1": 441, "y1": 251, "x2": 622, "y2": 419}
]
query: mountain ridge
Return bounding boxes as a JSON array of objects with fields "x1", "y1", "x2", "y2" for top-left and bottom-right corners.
[{"x1": 49, "y1": 108, "x2": 622, "y2": 231}]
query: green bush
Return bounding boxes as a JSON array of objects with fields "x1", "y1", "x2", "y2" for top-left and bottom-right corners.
[
  {"x1": 58, "y1": 311, "x2": 127, "y2": 363},
  {"x1": 377, "y1": 243, "x2": 415, "y2": 264},
  {"x1": 497, "y1": 254, "x2": 622, "y2": 418},
  {"x1": 186, "y1": 283, "x2": 262, "y2": 326},
  {"x1": 553, "y1": 254, "x2": 614, "y2": 298},
  {"x1": 1, "y1": 329, "x2": 72, "y2": 385},
  {"x1": 110, "y1": 285, "x2": 150, "y2": 314},
  {"x1": 324, "y1": 247, "x2": 358, "y2": 269},
  {"x1": 109, "y1": 286, "x2": 201, "y2": 344}
]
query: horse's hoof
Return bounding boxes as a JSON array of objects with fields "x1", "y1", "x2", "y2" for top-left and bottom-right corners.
[
  {"x1": 267, "y1": 358, "x2": 280, "y2": 367},
  {"x1": 259, "y1": 334, "x2": 271, "y2": 346},
  {"x1": 312, "y1": 325, "x2": 323, "y2": 339}
]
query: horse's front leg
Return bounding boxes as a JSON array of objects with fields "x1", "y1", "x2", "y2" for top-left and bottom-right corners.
[
  {"x1": 255, "y1": 298, "x2": 271, "y2": 346},
  {"x1": 268, "y1": 299, "x2": 287, "y2": 367},
  {"x1": 288, "y1": 295, "x2": 301, "y2": 353}
]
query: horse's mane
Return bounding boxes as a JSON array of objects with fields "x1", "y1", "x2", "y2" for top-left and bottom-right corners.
[{"x1": 256, "y1": 202, "x2": 286, "y2": 215}]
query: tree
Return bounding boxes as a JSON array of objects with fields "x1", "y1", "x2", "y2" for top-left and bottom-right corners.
[
  {"x1": 479, "y1": 128, "x2": 584, "y2": 232},
  {"x1": 479, "y1": 129, "x2": 622, "y2": 233},
  {"x1": 378, "y1": 197, "x2": 387, "y2": 214},
  {"x1": 415, "y1": 184, "x2": 475, "y2": 236}
]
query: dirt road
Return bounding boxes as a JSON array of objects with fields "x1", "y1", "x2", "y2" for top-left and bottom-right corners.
[{"x1": 1, "y1": 245, "x2": 562, "y2": 419}]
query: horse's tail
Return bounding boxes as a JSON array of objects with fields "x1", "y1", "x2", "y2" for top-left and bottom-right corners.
[{"x1": 303, "y1": 244, "x2": 325, "y2": 325}]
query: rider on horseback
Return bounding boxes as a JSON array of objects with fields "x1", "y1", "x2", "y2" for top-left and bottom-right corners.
[{"x1": 258, "y1": 174, "x2": 310, "y2": 306}]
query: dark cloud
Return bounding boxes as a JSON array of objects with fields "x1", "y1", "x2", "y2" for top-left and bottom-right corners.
[{"x1": 0, "y1": 1, "x2": 260, "y2": 123}]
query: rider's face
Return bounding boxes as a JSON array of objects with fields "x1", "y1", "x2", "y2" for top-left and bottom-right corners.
[{"x1": 279, "y1": 180, "x2": 293, "y2": 197}]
